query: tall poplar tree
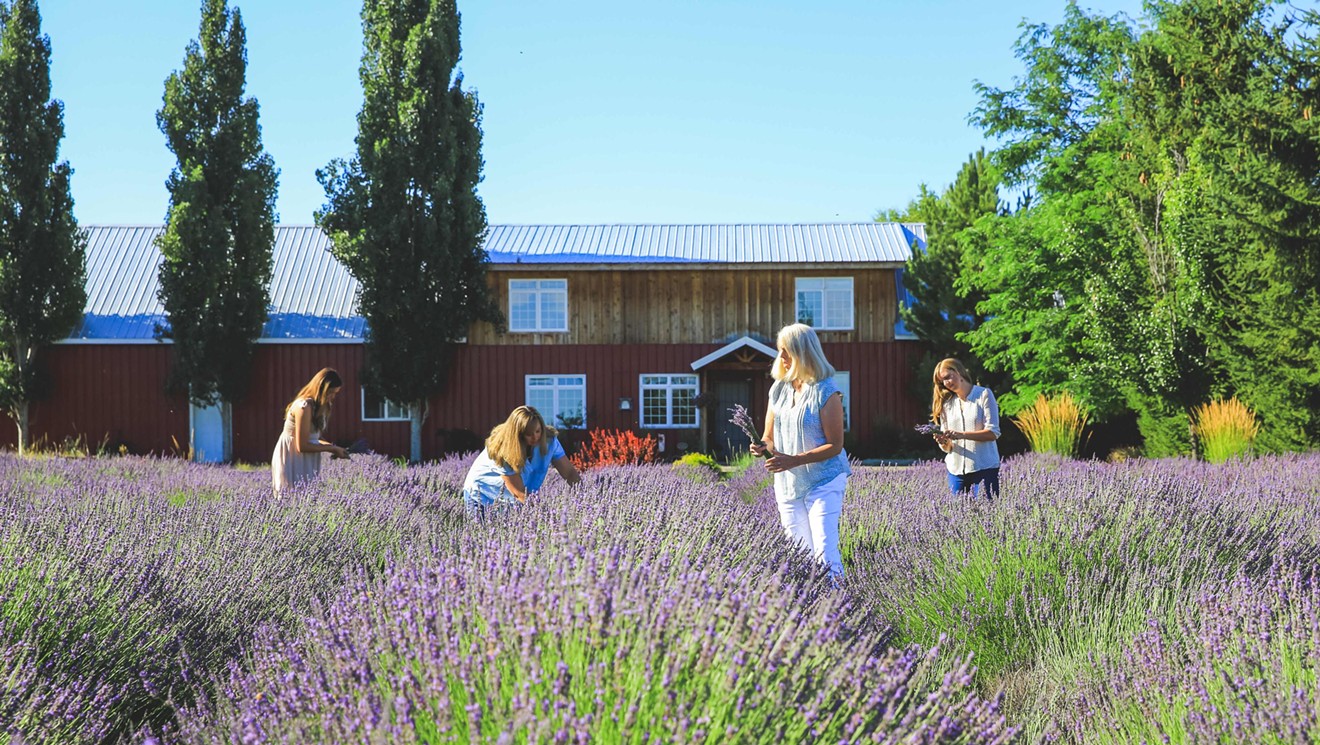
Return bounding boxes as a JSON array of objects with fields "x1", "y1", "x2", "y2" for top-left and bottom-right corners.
[
  {"x1": 0, "y1": 0, "x2": 86, "y2": 453},
  {"x1": 156, "y1": 0, "x2": 277, "y2": 462},
  {"x1": 318, "y1": 0, "x2": 502, "y2": 463}
]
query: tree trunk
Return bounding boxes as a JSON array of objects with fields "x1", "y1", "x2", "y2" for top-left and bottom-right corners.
[
  {"x1": 221, "y1": 399, "x2": 233, "y2": 463},
  {"x1": 409, "y1": 399, "x2": 425, "y2": 464},
  {"x1": 14, "y1": 401, "x2": 29, "y2": 456}
]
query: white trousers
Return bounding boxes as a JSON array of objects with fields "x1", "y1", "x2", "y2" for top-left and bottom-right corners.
[{"x1": 775, "y1": 472, "x2": 847, "y2": 578}]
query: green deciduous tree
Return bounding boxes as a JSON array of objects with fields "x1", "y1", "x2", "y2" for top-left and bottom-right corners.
[
  {"x1": 0, "y1": 0, "x2": 86, "y2": 453},
  {"x1": 966, "y1": 0, "x2": 1319, "y2": 454},
  {"x1": 156, "y1": 0, "x2": 277, "y2": 462},
  {"x1": 319, "y1": 0, "x2": 501, "y2": 463}
]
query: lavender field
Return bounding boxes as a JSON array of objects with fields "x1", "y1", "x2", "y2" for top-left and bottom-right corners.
[{"x1": 2, "y1": 451, "x2": 1318, "y2": 744}]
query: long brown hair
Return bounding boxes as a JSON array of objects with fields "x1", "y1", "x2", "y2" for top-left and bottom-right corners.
[
  {"x1": 285, "y1": 368, "x2": 342, "y2": 432},
  {"x1": 930, "y1": 358, "x2": 973, "y2": 424},
  {"x1": 485, "y1": 405, "x2": 556, "y2": 472}
]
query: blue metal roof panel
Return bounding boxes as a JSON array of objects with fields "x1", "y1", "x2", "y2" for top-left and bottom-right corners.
[{"x1": 73, "y1": 225, "x2": 363, "y2": 341}]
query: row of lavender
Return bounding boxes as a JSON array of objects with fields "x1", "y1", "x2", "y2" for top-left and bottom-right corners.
[{"x1": 2, "y1": 452, "x2": 1317, "y2": 742}]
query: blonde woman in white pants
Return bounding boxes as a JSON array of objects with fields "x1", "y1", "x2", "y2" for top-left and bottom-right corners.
[{"x1": 751, "y1": 323, "x2": 852, "y2": 579}]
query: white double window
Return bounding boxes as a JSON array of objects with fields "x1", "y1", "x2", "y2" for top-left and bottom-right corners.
[
  {"x1": 795, "y1": 277, "x2": 854, "y2": 330},
  {"x1": 640, "y1": 374, "x2": 699, "y2": 428},
  {"x1": 526, "y1": 374, "x2": 586, "y2": 429},
  {"x1": 509, "y1": 279, "x2": 568, "y2": 332},
  {"x1": 362, "y1": 387, "x2": 410, "y2": 421}
]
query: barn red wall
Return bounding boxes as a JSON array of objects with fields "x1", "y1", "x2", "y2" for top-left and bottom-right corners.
[
  {"x1": 0, "y1": 344, "x2": 190, "y2": 455},
  {"x1": 9, "y1": 341, "x2": 923, "y2": 462}
]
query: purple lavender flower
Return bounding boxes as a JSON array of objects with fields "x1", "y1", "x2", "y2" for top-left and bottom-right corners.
[
  {"x1": 729, "y1": 405, "x2": 772, "y2": 457},
  {"x1": 914, "y1": 422, "x2": 944, "y2": 436}
]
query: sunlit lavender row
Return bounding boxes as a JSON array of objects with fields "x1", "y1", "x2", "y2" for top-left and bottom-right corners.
[{"x1": 2, "y1": 451, "x2": 1317, "y2": 743}]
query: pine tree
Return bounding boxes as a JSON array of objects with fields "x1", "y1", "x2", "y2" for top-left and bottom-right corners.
[
  {"x1": 318, "y1": 0, "x2": 502, "y2": 463},
  {"x1": 881, "y1": 150, "x2": 1003, "y2": 407},
  {"x1": 0, "y1": 0, "x2": 87, "y2": 453},
  {"x1": 156, "y1": 0, "x2": 277, "y2": 461}
]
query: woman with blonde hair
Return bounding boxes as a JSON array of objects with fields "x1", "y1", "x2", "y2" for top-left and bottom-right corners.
[
  {"x1": 928, "y1": 358, "x2": 1001, "y2": 500},
  {"x1": 750, "y1": 323, "x2": 851, "y2": 579},
  {"x1": 462, "y1": 405, "x2": 581, "y2": 517},
  {"x1": 271, "y1": 367, "x2": 349, "y2": 494}
]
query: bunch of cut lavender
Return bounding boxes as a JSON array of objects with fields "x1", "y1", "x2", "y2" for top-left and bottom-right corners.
[
  {"x1": 914, "y1": 422, "x2": 945, "y2": 436},
  {"x1": 729, "y1": 404, "x2": 772, "y2": 457}
]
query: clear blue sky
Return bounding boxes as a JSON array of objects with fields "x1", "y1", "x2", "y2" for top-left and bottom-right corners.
[{"x1": 41, "y1": 0, "x2": 1146, "y2": 227}]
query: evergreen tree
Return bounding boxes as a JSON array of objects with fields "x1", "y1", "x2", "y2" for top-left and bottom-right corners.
[
  {"x1": 156, "y1": 0, "x2": 277, "y2": 462},
  {"x1": 882, "y1": 149, "x2": 1000, "y2": 385},
  {"x1": 0, "y1": 0, "x2": 87, "y2": 453},
  {"x1": 318, "y1": 0, "x2": 501, "y2": 463}
]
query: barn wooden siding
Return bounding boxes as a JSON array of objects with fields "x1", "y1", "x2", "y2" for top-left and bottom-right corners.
[{"x1": 467, "y1": 268, "x2": 901, "y2": 345}]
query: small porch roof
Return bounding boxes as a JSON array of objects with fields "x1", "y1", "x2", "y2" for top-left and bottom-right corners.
[{"x1": 690, "y1": 336, "x2": 777, "y2": 371}]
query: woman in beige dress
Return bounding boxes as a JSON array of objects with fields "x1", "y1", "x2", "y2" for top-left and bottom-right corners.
[{"x1": 272, "y1": 368, "x2": 349, "y2": 494}]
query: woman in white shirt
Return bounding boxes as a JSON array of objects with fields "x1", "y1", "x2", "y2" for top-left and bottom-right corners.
[{"x1": 928, "y1": 358, "x2": 1001, "y2": 500}]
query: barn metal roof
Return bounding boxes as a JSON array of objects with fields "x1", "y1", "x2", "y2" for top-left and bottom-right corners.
[
  {"x1": 483, "y1": 223, "x2": 923, "y2": 265},
  {"x1": 68, "y1": 223, "x2": 923, "y2": 341}
]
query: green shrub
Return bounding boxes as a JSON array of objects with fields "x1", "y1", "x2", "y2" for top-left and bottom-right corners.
[{"x1": 671, "y1": 451, "x2": 722, "y2": 482}]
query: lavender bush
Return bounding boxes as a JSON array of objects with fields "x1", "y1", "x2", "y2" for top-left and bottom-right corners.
[
  {"x1": 0, "y1": 454, "x2": 463, "y2": 741},
  {"x1": 0, "y1": 450, "x2": 1317, "y2": 743},
  {"x1": 171, "y1": 466, "x2": 1011, "y2": 743}
]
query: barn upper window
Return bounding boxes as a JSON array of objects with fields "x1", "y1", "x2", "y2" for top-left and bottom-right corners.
[
  {"x1": 509, "y1": 279, "x2": 568, "y2": 333},
  {"x1": 795, "y1": 277, "x2": 854, "y2": 330}
]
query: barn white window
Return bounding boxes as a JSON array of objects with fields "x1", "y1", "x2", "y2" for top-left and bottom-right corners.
[
  {"x1": 835, "y1": 371, "x2": 851, "y2": 431},
  {"x1": 795, "y1": 277, "x2": 854, "y2": 330},
  {"x1": 640, "y1": 374, "x2": 699, "y2": 428},
  {"x1": 362, "y1": 387, "x2": 410, "y2": 422},
  {"x1": 526, "y1": 374, "x2": 586, "y2": 429},
  {"x1": 509, "y1": 279, "x2": 568, "y2": 332}
]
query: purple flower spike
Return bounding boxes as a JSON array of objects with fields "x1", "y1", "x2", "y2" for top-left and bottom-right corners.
[{"x1": 729, "y1": 405, "x2": 772, "y2": 457}]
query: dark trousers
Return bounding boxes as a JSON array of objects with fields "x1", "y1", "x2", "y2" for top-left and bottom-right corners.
[{"x1": 947, "y1": 467, "x2": 999, "y2": 501}]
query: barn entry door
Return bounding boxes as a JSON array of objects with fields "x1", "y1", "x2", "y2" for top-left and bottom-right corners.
[{"x1": 189, "y1": 400, "x2": 225, "y2": 463}]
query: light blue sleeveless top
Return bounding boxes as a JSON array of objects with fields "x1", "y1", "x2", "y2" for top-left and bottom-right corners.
[{"x1": 769, "y1": 376, "x2": 851, "y2": 500}]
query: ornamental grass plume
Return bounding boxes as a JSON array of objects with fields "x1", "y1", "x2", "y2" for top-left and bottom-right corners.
[
  {"x1": 1013, "y1": 392, "x2": 1089, "y2": 457},
  {"x1": 1192, "y1": 396, "x2": 1260, "y2": 464}
]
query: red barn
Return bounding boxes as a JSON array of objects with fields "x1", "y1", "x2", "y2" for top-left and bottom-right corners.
[{"x1": 5, "y1": 223, "x2": 925, "y2": 462}]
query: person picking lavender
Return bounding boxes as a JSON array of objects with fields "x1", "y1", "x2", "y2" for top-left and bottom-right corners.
[
  {"x1": 461, "y1": 405, "x2": 581, "y2": 519},
  {"x1": 751, "y1": 323, "x2": 851, "y2": 580},
  {"x1": 271, "y1": 367, "x2": 349, "y2": 495},
  {"x1": 929, "y1": 358, "x2": 1001, "y2": 500}
]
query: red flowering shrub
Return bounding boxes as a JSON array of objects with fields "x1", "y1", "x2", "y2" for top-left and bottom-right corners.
[{"x1": 569, "y1": 429, "x2": 659, "y2": 470}]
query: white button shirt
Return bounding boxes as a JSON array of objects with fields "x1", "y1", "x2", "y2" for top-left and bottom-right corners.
[{"x1": 940, "y1": 385, "x2": 1001, "y2": 475}]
